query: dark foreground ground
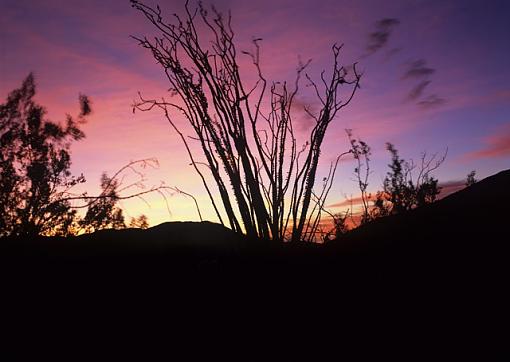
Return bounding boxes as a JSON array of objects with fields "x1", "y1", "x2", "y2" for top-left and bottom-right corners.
[{"x1": 1, "y1": 170, "x2": 508, "y2": 358}]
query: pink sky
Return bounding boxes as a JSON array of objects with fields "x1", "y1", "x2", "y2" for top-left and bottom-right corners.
[{"x1": 1, "y1": 0, "x2": 509, "y2": 227}]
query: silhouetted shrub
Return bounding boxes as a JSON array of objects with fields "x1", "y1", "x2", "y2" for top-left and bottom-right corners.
[
  {"x1": 372, "y1": 143, "x2": 445, "y2": 216},
  {"x1": 466, "y1": 170, "x2": 477, "y2": 187}
]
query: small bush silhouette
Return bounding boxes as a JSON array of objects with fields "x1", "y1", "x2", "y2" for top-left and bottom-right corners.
[
  {"x1": 372, "y1": 143, "x2": 445, "y2": 216},
  {"x1": 466, "y1": 170, "x2": 477, "y2": 187}
]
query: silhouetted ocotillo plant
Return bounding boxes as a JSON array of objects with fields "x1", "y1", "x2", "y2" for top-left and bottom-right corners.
[{"x1": 131, "y1": 0, "x2": 361, "y2": 241}]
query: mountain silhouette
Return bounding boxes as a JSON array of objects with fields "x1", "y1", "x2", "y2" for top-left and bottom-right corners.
[
  {"x1": 2, "y1": 170, "x2": 507, "y2": 357},
  {"x1": 2, "y1": 170, "x2": 507, "y2": 283}
]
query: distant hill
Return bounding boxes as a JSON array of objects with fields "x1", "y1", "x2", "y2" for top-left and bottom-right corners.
[
  {"x1": 2, "y1": 171, "x2": 507, "y2": 357},
  {"x1": 2, "y1": 169, "x2": 508, "y2": 275}
]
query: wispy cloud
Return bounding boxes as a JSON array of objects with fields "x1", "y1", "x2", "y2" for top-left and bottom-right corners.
[
  {"x1": 401, "y1": 59, "x2": 445, "y2": 108},
  {"x1": 438, "y1": 180, "x2": 466, "y2": 198},
  {"x1": 360, "y1": 16, "x2": 445, "y2": 110},
  {"x1": 401, "y1": 59, "x2": 435, "y2": 79},
  {"x1": 465, "y1": 123, "x2": 510, "y2": 159},
  {"x1": 417, "y1": 94, "x2": 446, "y2": 109},
  {"x1": 407, "y1": 80, "x2": 431, "y2": 101},
  {"x1": 327, "y1": 194, "x2": 376, "y2": 208},
  {"x1": 365, "y1": 18, "x2": 400, "y2": 56}
]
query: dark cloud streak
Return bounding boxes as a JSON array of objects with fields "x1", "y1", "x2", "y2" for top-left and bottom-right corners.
[
  {"x1": 365, "y1": 18, "x2": 400, "y2": 56},
  {"x1": 402, "y1": 59, "x2": 436, "y2": 79},
  {"x1": 400, "y1": 59, "x2": 445, "y2": 108},
  {"x1": 362, "y1": 19, "x2": 445, "y2": 108},
  {"x1": 407, "y1": 80, "x2": 431, "y2": 101}
]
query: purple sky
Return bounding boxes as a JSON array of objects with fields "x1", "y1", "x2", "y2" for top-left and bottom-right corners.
[{"x1": 1, "y1": 0, "x2": 509, "y2": 225}]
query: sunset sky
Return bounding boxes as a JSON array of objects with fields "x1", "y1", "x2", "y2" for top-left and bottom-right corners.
[{"x1": 1, "y1": 0, "x2": 509, "y2": 227}]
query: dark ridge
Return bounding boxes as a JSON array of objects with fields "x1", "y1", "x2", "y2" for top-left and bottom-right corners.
[
  {"x1": 2, "y1": 171, "x2": 507, "y2": 357},
  {"x1": 1, "y1": 170, "x2": 507, "y2": 281},
  {"x1": 327, "y1": 168, "x2": 509, "y2": 252}
]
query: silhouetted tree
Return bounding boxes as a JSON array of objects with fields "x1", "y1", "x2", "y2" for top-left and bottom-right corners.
[
  {"x1": 129, "y1": 214, "x2": 149, "y2": 229},
  {"x1": 80, "y1": 173, "x2": 126, "y2": 233},
  {"x1": 466, "y1": 170, "x2": 477, "y2": 187},
  {"x1": 131, "y1": 0, "x2": 361, "y2": 242},
  {"x1": 0, "y1": 76, "x2": 172, "y2": 237},
  {"x1": 0, "y1": 74, "x2": 90, "y2": 237},
  {"x1": 373, "y1": 143, "x2": 445, "y2": 216}
]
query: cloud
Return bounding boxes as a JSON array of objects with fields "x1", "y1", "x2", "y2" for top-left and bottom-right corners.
[
  {"x1": 363, "y1": 21, "x2": 445, "y2": 110},
  {"x1": 327, "y1": 194, "x2": 376, "y2": 208},
  {"x1": 378, "y1": 18, "x2": 401, "y2": 28},
  {"x1": 418, "y1": 94, "x2": 446, "y2": 108},
  {"x1": 401, "y1": 59, "x2": 435, "y2": 80},
  {"x1": 407, "y1": 80, "x2": 430, "y2": 101},
  {"x1": 466, "y1": 124, "x2": 510, "y2": 159},
  {"x1": 438, "y1": 180, "x2": 466, "y2": 198},
  {"x1": 365, "y1": 18, "x2": 400, "y2": 56},
  {"x1": 400, "y1": 59, "x2": 445, "y2": 109}
]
